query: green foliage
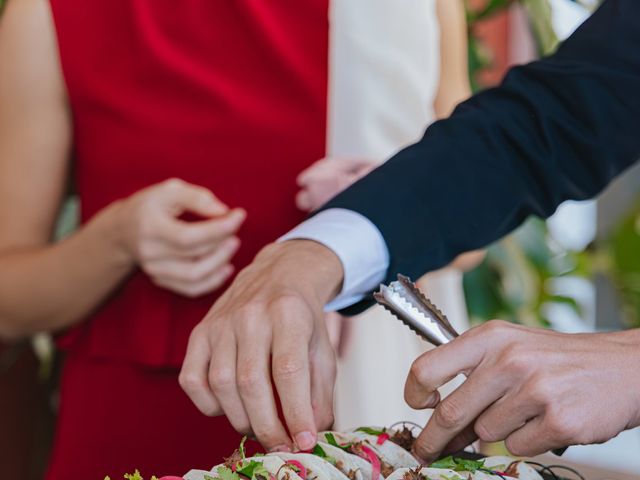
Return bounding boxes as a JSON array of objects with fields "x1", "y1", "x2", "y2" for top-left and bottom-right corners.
[
  {"x1": 464, "y1": 201, "x2": 640, "y2": 329},
  {"x1": 598, "y1": 200, "x2": 640, "y2": 327},
  {"x1": 464, "y1": 218, "x2": 582, "y2": 327}
]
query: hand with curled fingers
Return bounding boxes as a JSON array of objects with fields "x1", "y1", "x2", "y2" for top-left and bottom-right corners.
[
  {"x1": 404, "y1": 320, "x2": 640, "y2": 463},
  {"x1": 112, "y1": 177, "x2": 246, "y2": 298},
  {"x1": 179, "y1": 240, "x2": 344, "y2": 453}
]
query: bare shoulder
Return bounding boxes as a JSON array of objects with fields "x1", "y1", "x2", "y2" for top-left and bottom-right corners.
[{"x1": 0, "y1": 0, "x2": 66, "y2": 102}]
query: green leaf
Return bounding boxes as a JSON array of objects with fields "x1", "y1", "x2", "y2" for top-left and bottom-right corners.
[
  {"x1": 429, "y1": 456, "x2": 485, "y2": 473},
  {"x1": 237, "y1": 460, "x2": 270, "y2": 480},
  {"x1": 324, "y1": 433, "x2": 351, "y2": 451},
  {"x1": 217, "y1": 466, "x2": 241, "y2": 480},
  {"x1": 312, "y1": 444, "x2": 337, "y2": 465},
  {"x1": 313, "y1": 444, "x2": 327, "y2": 457},
  {"x1": 124, "y1": 471, "x2": 145, "y2": 480},
  {"x1": 355, "y1": 427, "x2": 386, "y2": 436},
  {"x1": 239, "y1": 436, "x2": 248, "y2": 460}
]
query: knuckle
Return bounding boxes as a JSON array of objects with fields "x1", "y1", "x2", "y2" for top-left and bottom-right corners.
[
  {"x1": 237, "y1": 365, "x2": 263, "y2": 394},
  {"x1": 526, "y1": 374, "x2": 554, "y2": 405},
  {"x1": 198, "y1": 402, "x2": 221, "y2": 417},
  {"x1": 545, "y1": 409, "x2": 580, "y2": 443},
  {"x1": 413, "y1": 439, "x2": 439, "y2": 460},
  {"x1": 209, "y1": 367, "x2": 236, "y2": 391},
  {"x1": 272, "y1": 356, "x2": 306, "y2": 381},
  {"x1": 270, "y1": 293, "x2": 308, "y2": 316},
  {"x1": 408, "y1": 357, "x2": 430, "y2": 388},
  {"x1": 435, "y1": 397, "x2": 466, "y2": 430},
  {"x1": 474, "y1": 419, "x2": 499, "y2": 443},
  {"x1": 498, "y1": 344, "x2": 533, "y2": 377},
  {"x1": 164, "y1": 177, "x2": 185, "y2": 190},
  {"x1": 505, "y1": 437, "x2": 531, "y2": 457},
  {"x1": 481, "y1": 319, "x2": 512, "y2": 336},
  {"x1": 179, "y1": 371, "x2": 206, "y2": 395}
]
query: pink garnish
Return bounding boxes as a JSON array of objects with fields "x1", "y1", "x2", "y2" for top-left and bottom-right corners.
[
  {"x1": 158, "y1": 477, "x2": 184, "y2": 480},
  {"x1": 355, "y1": 445, "x2": 381, "y2": 480},
  {"x1": 376, "y1": 433, "x2": 390, "y2": 445},
  {"x1": 270, "y1": 474, "x2": 277, "y2": 480},
  {"x1": 286, "y1": 460, "x2": 307, "y2": 480}
]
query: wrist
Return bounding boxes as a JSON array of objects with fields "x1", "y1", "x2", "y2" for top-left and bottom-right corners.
[
  {"x1": 88, "y1": 199, "x2": 136, "y2": 269},
  {"x1": 257, "y1": 240, "x2": 344, "y2": 305}
]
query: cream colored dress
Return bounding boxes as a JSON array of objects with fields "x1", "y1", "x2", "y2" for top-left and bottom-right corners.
[{"x1": 327, "y1": 0, "x2": 469, "y2": 429}]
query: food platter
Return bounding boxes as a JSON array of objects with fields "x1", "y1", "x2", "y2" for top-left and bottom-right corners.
[{"x1": 179, "y1": 425, "x2": 584, "y2": 480}]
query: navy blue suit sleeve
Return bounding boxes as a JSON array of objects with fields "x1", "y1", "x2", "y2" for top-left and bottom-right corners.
[{"x1": 320, "y1": 0, "x2": 640, "y2": 314}]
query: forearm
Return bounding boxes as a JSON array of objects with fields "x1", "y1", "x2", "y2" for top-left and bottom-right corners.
[{"x1": 0, "y1": 202, "x2": 134, "y2": 339}]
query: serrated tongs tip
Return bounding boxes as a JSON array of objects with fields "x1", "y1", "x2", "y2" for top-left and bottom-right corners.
[{"x1": 374, "y1": 274, "x2": 458, "y2": 347}]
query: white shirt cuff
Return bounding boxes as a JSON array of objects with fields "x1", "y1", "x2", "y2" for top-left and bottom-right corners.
[{"x1": 278, "y1": 208, "x2": 390, "y2": 311}]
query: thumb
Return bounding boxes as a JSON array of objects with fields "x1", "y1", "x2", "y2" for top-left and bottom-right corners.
[{"x1": 161, "y1": 178, "x2": 228, "y2": 217}]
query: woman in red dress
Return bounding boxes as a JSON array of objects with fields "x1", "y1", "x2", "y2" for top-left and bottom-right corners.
[{"x1": 0, "y1": 0, "x2": 328, "y2": 477}]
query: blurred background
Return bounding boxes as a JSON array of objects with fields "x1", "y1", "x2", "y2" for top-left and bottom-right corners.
[{"x1": 1, "y1": 0, "x2": 638, "y2": 478}]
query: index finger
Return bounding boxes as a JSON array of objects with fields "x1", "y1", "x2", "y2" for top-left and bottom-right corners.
[
  {"x1": 412, "y1": 370, "x2": 506, "y2": 463},
  {"x1": 404, "y1": 331, "x2": 488, "y2": 410}
]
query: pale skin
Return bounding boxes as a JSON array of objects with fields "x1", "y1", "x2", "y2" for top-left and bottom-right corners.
[{"x1": 0, "y1": 0, "x2": 245, "y2": 340}]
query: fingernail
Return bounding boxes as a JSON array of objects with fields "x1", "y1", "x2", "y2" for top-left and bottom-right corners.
[
  {"x1": 270, "y1": 445, "x2": 292, "y2": 453},
  {"x1": 295, "y1": 431, "x2": 315, "y2": 451},
  {"x1": 424, "y1": 392, "x2": 439, "y2": 408}
]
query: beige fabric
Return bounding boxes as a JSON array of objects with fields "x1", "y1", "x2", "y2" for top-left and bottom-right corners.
[{"x1": 327, "y1": 0, "x2": 469, "y2": 429}]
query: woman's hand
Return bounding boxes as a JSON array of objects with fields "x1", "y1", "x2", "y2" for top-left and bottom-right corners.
[
  {"x1": 296, "y1": 157, "x2": 377, "y2": 212},
  {"x1": 405, "y1": 321, "x2": 640, "y2": 462},
  {"x1": 112, "y1": 178, "x2": 246, "y2": 298}
]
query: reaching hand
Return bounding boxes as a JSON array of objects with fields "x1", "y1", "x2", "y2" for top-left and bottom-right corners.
[
  {"x1": 113, "y1": 178, "x2": 246, "y2": 297},
  {"x1": 296, "y1": 157, "x2": 377, "y2": 212},
  {"x1": 179, "y1": 240, "x2": 344, "y2": 452},
  {"x1": 404, "y1": 320, "x2": 640, "y2": 462}
]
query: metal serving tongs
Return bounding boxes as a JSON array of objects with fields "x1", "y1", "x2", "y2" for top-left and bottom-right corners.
[
  {"x1": 373, "y1": 274, "x2": 459, "y2": 347},
  {"x1": 374, "y1": 274, "x2": 568, "y2": 457}
]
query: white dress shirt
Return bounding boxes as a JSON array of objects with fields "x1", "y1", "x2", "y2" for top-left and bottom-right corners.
[{"x1": 279, "y1": 208, "x2": 390, "y2": 310}]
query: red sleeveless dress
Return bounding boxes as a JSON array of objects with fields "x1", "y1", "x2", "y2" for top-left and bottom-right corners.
[{"x1": 46, "y1": 1, "x2": 328, "y2": 478}]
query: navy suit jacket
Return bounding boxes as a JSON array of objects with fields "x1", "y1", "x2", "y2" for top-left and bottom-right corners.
[{"x1": 321, "y1": 0, "x2": 640, "y2": 314}]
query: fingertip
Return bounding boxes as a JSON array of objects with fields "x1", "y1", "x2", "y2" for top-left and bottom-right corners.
[
  {"x1": 230, "y1": 208, "x2": 247, "y2": 223},
  {"x1": 201, "y1": 194, "x2": 229, "y2": 216},
  {"x1": 294, "y1": 431, "x2": 316, "y2": 451}
]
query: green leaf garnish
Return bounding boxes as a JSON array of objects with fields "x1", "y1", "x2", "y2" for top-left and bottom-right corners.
[
  {"x1": 429, "y1": 456, "x2": 485, "y2": 473},
  {"x1": 217, "y1": 466, "x2": 242, "y2": 480},
  {"x1": 313, "y1": 444, "x2": 327, "y2": 457},
  {"x1": 204, "y1": 475, "x2": 217, "y2": 480},
  {"x1": 355, "y1": 427, "x2": 386, "y2": 436},
  {"x1": 239, "y1": 436, "x2": 248, "y2": 460},
  {"x1": 124, "y1": 471, "x2": 144, "y2": 480},
  {"x1": 325, "y1": 432, "x2": 352, "y2": 451},
  {"x1": 312, "y1": 444, "x2": 337, "y2": 465},
  {"x1": 237, "y1": 460, "x2": 271, "y2": 480}
]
